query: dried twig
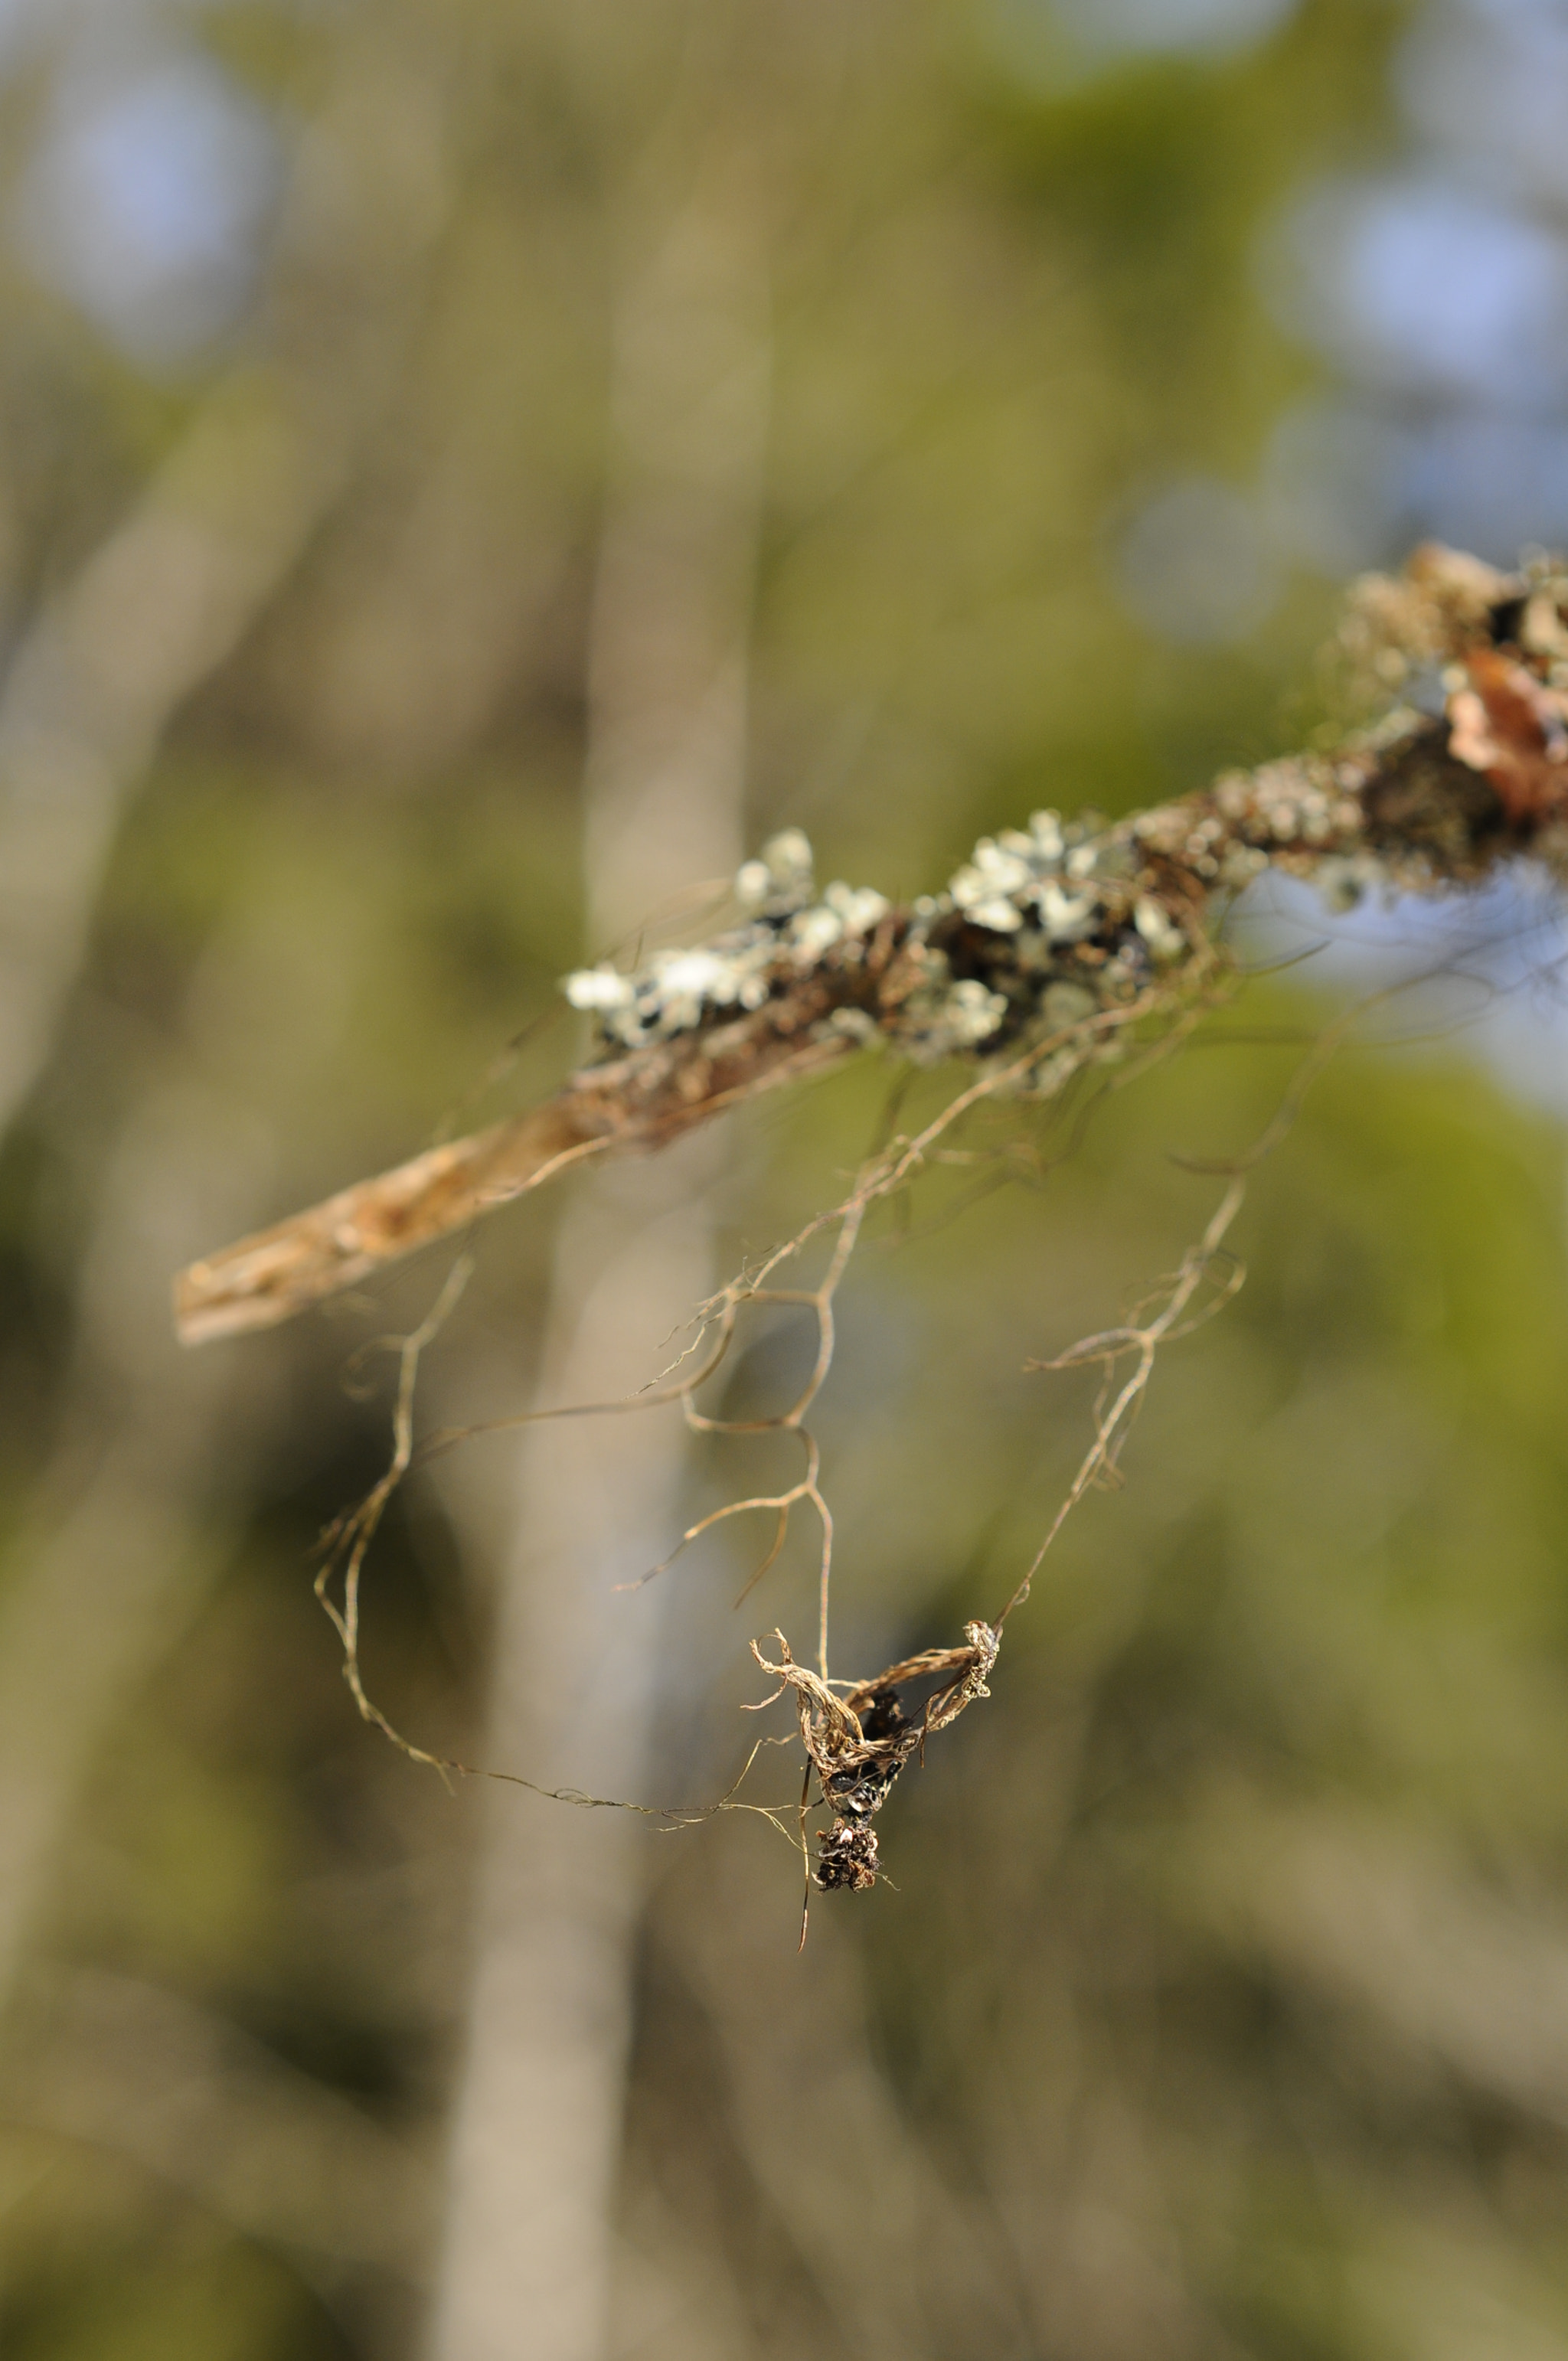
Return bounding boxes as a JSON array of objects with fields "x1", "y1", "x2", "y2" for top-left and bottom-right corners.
[
  {"x1": 994, "y1": 1175, "x2": 1249, "y2": 1633},
  {"x1": 175, "y1": 543, "x2": 1568, "y2": 1349}
]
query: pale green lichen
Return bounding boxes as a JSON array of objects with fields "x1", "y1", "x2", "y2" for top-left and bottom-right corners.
[
  {"x1": 564, "y1": 831, "x2": 890, "y2": 1050},
  {"x1": 563, "y1": 806, "x2": 1184, "y2": 1066}
]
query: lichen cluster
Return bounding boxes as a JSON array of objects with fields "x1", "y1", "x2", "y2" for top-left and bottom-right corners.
[
  {"x1": 900, "y1": 809, "x2": 1191, "y2": 1066},
  {"x1": 563, "y1": 809, "x2": 1199, "y2": 1079},
  {"x1": 1339, "y1": 542, "x2": 1568, "y2": 699},
  {"x1": 564, "y1": 828, "x2": 890, "y2": 1048},
  {"x1": 1129, "y1": 748, "x2": 1384, "y2": 912}
]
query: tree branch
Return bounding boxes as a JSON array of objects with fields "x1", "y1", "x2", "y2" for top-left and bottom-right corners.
[{"x1": 175, "y1": 542, "x2": 1568, "y2": 1346}]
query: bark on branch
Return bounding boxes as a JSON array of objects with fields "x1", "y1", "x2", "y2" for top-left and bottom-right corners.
[{"x1": 175, "y1": 542, "x2": 1568, "y2": 1347}]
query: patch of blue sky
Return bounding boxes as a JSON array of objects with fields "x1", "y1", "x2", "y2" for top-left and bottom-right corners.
[
  {"x1": 1396, "y1": 0, "x2": 1568, "y2": 209},
  {"x1": 1263, "y1": 402, "x2": 1568, "y2": 576},
  {"x1": 1255, "y1": 0, "x2": 1568, "y2": 576},
  {"x1": 1232, "y1": 867, "x2": 1568, "y2": 1122},
  {"x1": 1268, "y1": 175, "x2": 1568, "y2": 413},
  {"x1": 13, "y1": 47, "x2": 280, "y2": 367}
]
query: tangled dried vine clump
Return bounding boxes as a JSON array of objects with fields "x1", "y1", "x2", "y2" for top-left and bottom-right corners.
[
  {"x1": 169, "y1": 541, "x2": 1568, "y2": 1903},
  {"x1": 749, "y1": 1623, "x2": 1000, "y2": 1895}
]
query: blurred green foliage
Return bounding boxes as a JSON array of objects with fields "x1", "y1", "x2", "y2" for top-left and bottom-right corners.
[{"x1": 8, "y1": 2, "x2": 1568, "y2": 2356}]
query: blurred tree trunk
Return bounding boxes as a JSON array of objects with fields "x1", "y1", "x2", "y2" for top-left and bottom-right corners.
[
  {"x1": 0, "y1": 377, "x2": 359, "y2": 2007},
  {"x1": 0, "y1": 44, "x2": 443, "y2": 1144},
  {"x1": 427, "y1": 185, "x2": 770, "y2": 2361},
  {"x1": 0, "y1": 47, "x2": 449, "y2": 2010}
]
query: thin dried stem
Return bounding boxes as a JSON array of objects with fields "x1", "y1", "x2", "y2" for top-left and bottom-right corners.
[{"x1": 993, "y1": 1176, "x2": 1247, "y2": 1632}]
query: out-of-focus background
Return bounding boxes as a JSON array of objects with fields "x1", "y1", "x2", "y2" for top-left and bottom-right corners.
[{"x1": 5, "y1": 2, "x2": 1568, "y2": 2356}]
